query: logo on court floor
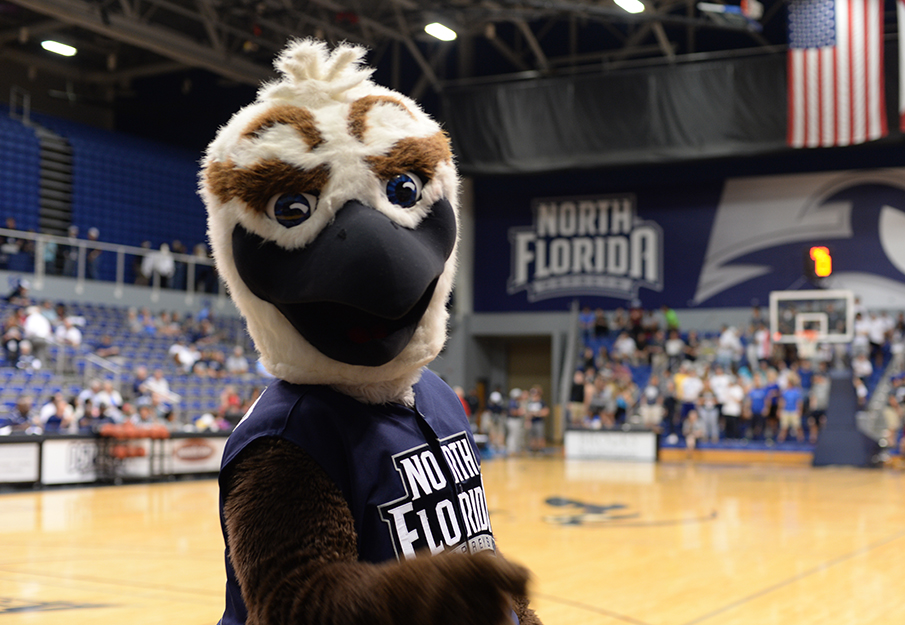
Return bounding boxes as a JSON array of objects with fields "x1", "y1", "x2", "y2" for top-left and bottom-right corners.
[
  {"x1": 543, "y1": 497, "x2": 640, "y2": 525},
  {"x1": 508, "y1": 194, "x2": 664, "y2": 301}
]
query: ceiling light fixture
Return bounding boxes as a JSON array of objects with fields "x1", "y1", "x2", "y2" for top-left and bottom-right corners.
[
  {"x1": 41, "y1": 40, "x2": 77, "y2": 56},
  {"x1": 614, "y1": 0, "x2": 645, "y2": 14},
  {"x1": 424, "y1": 22, "x2": 457, "y2": 41}
]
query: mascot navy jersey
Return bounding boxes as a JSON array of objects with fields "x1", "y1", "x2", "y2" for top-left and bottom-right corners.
[{"x1": 218, "y1": 369, "x2": 496, "y2": 625}]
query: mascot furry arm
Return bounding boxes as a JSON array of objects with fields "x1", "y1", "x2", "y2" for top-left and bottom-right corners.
[{"x1": 200, "y1": 39, "x2": 542, "y2": 625}]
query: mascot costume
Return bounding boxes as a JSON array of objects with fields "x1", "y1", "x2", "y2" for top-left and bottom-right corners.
[{"x1": 200, "y1": 39, "x2": 542, "y2": 625}]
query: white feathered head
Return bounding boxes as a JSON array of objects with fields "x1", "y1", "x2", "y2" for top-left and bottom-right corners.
[{"x1": 199, "y1": 39, "x2": 459, "y2": 405}]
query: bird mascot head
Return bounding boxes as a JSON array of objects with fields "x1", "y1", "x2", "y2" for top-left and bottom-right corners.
[{"x1": 200, "y1": 39, "x2": 458, "y2": 406}]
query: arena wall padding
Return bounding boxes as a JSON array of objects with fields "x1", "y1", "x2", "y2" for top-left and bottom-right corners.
[{"x1": 812, "y1": 369, "x2": 880, "y2": 467}]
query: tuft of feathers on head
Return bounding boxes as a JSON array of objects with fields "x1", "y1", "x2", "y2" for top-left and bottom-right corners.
[{"x1": 259, "y1": 38, "x2": 374, "y2": 105}]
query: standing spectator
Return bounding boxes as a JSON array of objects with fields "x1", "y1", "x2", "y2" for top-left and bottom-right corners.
[
  {"x1": 721, "y1": 376, "x2": 746, "y2": 439},
  {"x1": 612, "y1": 331, "x2": 637, "y2": 365},
  {"x1": 578, "y1": 306, "x2": 595, "y2": 345},
  {"x1": 525, "y1": 385, "x2": 549, "y2": 453},
  {"x1": 661, "y1": 304, "x2": 680, "y2": 332},
  {"x1": 0, "y1": 217, "x2": 22, "y2": 269},
  {"x1": 62, "y1": 225, "x2": 80, "y2": 277},
  {"x1": 567, "y1": 370, "x2": 586, "y2": 428},
  {"x1": 142, "y1": 243, "x2": 176, "y2": 288},
  {"x1": 171, "y1": 240, "x2": 188, "y2": 290},
  {"x1": 485, "y1": 387, "x2": 506, "y2": 452},
  {"x1": 593, "y1": 308, "x2": 610, "y2": 339},
  {"x1": 665, "y1": 330, "x2": 685, "y2": 372},
  {"x1": 86, "y1": 227, "x2": 102, "y2": 280},
  {"x1": 744, "y1": 373, "x2": 770, "y2": 440},
  {"x1": 506, "y1": 388, "x2": 526, "y2": 456},
  {"x1": 134, "y1": 241, "x2": 152, "y2": 285},
  {"x1": 777, "y1": 372, "x2": 804, "y2": 443},
  {"x1": 697, "y1": 385, "x2": 720, "y2": 444},
  {"x1": 852, "y1": 353, "x2": 873, "y2": 385},
  {"x1": 716, "y1": 326, "x2": 743, "y2": 369},
  {"x1": 42, "y1": 235, "x2": 58, "y2": 275}
]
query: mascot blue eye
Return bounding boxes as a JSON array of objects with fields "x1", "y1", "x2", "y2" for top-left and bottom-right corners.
[
  {"x1": 267, "y1": 193, "x2": 318, "y2": 228},
  {"x1": 385, "y1": 172, "x2": 423, "y2": 208}
]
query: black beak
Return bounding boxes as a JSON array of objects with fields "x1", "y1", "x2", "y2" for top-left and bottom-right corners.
[{"x1": 232, "y1": 198, "x2": 456, "y2": 366}]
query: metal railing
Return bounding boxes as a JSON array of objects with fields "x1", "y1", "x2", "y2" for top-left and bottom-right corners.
[{"x1": 0, "y1": 226, "x2": 225, "y2": 306}]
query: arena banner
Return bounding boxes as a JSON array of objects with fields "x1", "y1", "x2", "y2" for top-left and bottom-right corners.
[
  {"x1": 0, "y1": 441, "x2": 40, "y2": 483},
  {"x1": 474, "y1": 167, "x2": 905, "y2": 311}
]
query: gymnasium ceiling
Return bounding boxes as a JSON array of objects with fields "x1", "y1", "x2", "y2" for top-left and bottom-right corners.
[{"x1": 0, "y1": 0, "x2": 788, "y2": 102}]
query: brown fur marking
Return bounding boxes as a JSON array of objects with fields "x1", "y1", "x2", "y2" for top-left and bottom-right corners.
[
  {"x1": 365, "y1": 132, "x2": 452, "y2": 183},
  {"x1": 204, "y1": 160, "x2": 330, "y2": 213},
  {"x1": 242, "y1": 104, "x2": 324, "y2": 148},
  {"x1": 348, "y1": 95, "x2": 416, "y2": 142},
  {"x1": 223, "y1": 437, "x2": 536, "y2": 625}
]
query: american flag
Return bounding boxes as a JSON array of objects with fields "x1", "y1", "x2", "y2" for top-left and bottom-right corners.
[
  {"x1": 787, "y1": 0, "x2": 887, "y2": 148},
  {"x1": 898, "y1": 0, "x2": 905, "y2": 130}
]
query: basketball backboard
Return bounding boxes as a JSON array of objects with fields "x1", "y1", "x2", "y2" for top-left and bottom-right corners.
[{"x1": 769, "y1": 289, "x2": 854, "y2": 343}]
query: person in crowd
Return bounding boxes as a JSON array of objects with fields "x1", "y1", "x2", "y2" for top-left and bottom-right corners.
[
  {"x1": 131, "y1": 365, "x2": 150, "y2": 400},
  {"x1": 697, "y1": 383, "x2": 720, "y2": 444},
  {"x1": 807, "y1": 370, "x2": 830, "y2": 443},
  {"x1": 78, "y1": 379, "x2": 103, "y2": 408},
  {"x1": 721, "y1": 375, "x2": 746, "y2": 439},
  {"x1": 683, "y1": 409, "x2": 705, "y2": 457},
  {"x1": 525, "y1": 385, "x2": 549, "y2": 453},
  {"x1": 62, "y1": 225, "x2": 80, "y2": 277},
  {"x1": 852, "y1": 352, "x2": 873, "y2": 385},
  {"x1": 170, "y1": 240, "x2": 188, "y2": 290},
  {"x1": 86, "y1": 227, "x2": 102, "y2": 280},
  {"x1": 2, "y1": 310, "x2": 23, "y2": 365},
  {"x1": 2, "y1": 394, "x2": 37, "y2": 432},
  {"x1": 5, "y1": 278, "x2": 30, "y2": 306},
  {"x1": 593, "y1": 308, "x2": 610, "y2": 339},
  {"x1": 638, "y1": 373, "x2": 664, "y2": 432},
  {"x1": 225, "y1": 345, "x2": 250, "y2": 376},
  {"x1": 612, "y1": 331, "x2": 638, "y2": 365},
  {"x1": 156, "y1": 311, "x2": 182, "y2": 337},
  {"x1": 567, "y1": 370, "x2": 586, "y2": 428},
  {"x1": 54, "y1": 316, "x2": 82, "y2": 347},
  {"x1": 485, "y1": 386, "x2": 506, "y2": 452},
  {"x1": 133, "y1": 241, "x2": 152, "y2": 285},
  {"x1": 169, "y1": 336, "x2": 200, "y2": 373},
  {"x1": 144, "y1": 368, "x2": 172, "y2": 400},
  {"x1": 41, "y1": 394, "x2": 75, "y2": 433},
  {"x1": 15, "y1": 340, "x2": 41, "y2": 370},
  {"x1": 853, "y1": 377, "x2": 869, "y2": 409},
  {"x1": 132, "y1": 402, "x2": 161, "y2": 426},
  {"x1": 661, "y1": 304, "x2": 680, "y2": 332},
  {"x1": 141, "y1": 242, "x2": 176, "y2": 288},
  {"x1": 506, "y1": 388, "x2": 526, "y2": 455},
  {"x1": 95, "y1": 381, "x2": 123, "y2": 411},
  {"x1": 664, "y1": 329, "x2": 685, "y2": 372},
  {"x1": 92, "y1": 334, "x2": 121, "y2": 360},
  {"x1": 218, "y1": 384, "x2": 246, "y2": 427},
  {"x1": 777, "y1": 372, "x2": 804, "y2": 443},
  {"x1": 22, "y1": 305, "x2": 51, "y2": 364},
  {"x1": 744, "y1": 372, "x2": 770, "y2": 440}
]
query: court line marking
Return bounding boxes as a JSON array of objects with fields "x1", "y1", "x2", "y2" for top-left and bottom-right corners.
[
  {"x1": 0, "y1": 566, "x2": 222, "y2": 598},
  {"x1": 534, "y1": 592, "x2": 656, "y2": 625},
  {"x1": 680, "y1": 528, "x2": 905, "y2": 625}
]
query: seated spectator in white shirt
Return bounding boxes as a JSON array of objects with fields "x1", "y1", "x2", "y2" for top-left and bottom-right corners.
[
  {"x1": 225, "y1": 346, "x2": 250, "y2": 375},
  {"x1": 55, "y1": 317, "x2": 82, "y2": 347}
]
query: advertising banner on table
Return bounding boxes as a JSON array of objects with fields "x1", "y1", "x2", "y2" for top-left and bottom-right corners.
[
  {"x1": 0, "y1": 441, "x2": 40, "y2": 483},
  {"x1": 168, "y1": 436, "x2": 227, "y2": 474},
  {"x1": 475, "y1": 167, "x2": 905, "y2": 311},
  {"x1": 41, "y1": 438, "x2": 97, "y2": 484}
]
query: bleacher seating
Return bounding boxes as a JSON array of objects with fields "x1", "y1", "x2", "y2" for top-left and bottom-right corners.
[{"x1": 0, "y1": 298, "x2": 269, "y2": 425}]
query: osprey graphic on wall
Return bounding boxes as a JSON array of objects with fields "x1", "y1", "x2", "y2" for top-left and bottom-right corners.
[
  {"x1": 507, "y1": 194, "x2": 664, "y2": 302},
  {"x1": 379, "y1": 431, "x2": 495, "y2": 560},
  {"x1": 695, "y1": 169, "x2": 905, "y2": 307}
]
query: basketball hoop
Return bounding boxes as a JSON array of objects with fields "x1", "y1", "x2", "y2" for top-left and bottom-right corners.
[{"x1": 795, "y1": 329, "x2": 820, "y2": 360}]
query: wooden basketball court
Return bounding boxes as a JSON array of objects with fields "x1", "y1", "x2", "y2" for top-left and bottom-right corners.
[{"x1": 2, "y1": 457, "x2": 904, "y2": 625}]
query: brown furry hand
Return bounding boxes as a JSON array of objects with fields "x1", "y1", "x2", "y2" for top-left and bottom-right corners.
[{"x1": 374, "y1": 551, "x2": 529, "y2": 625}]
